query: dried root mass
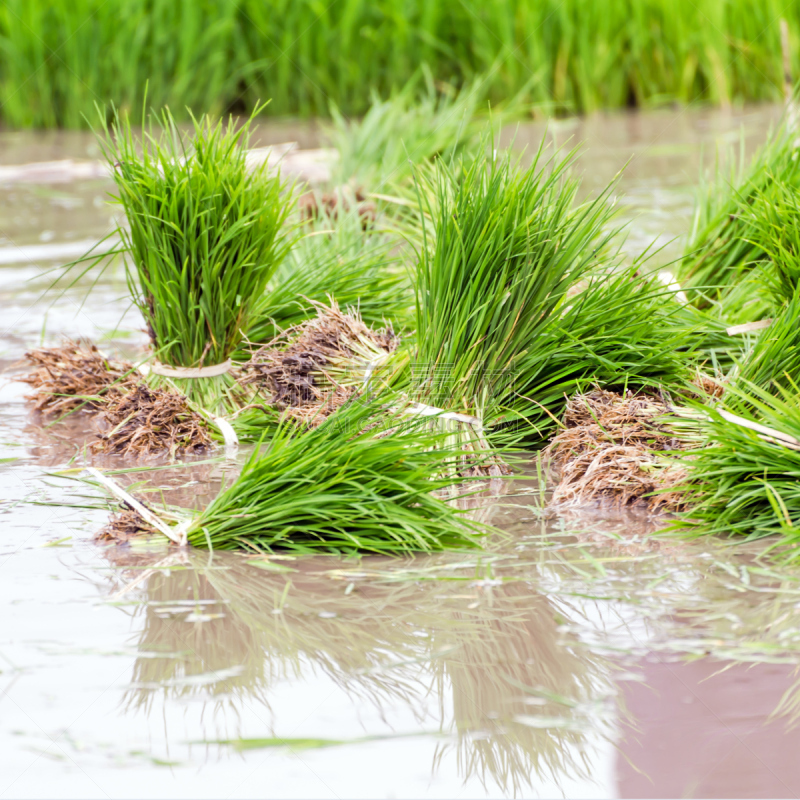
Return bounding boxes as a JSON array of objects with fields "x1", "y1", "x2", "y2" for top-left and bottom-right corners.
[
  {"x1": 241, "y1": 302, "x2": 398, "y2": 425},
  {"x1": 297, "y1": 188, "x2": 377, "y2": 229},
  {"x1": 545, "y1": 389, "x2": 689, "y2": 512},
  {"x1": 19, "y1": 341, "x2": 137, "y2": 415},
  {"x1": 19, "y1": 342, "x2": 212, "y2": 458},
  {"x1": 91, "y1": 383, "x2": 212, "y2": 458}
]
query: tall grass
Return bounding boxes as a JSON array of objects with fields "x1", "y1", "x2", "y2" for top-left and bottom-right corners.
[{"x1": 1, "y1": 0, "x2": 798, "y2": 129}]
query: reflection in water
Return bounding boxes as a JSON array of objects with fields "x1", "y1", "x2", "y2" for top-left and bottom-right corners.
[
  {"x1": 94, "y1": 508, "x2": 800, "y2": 798},
  {"x1": 102, "y1": 548, "x2": 616, "y2": 795},
  {"x1": 434, "y1": 581, "x2": 612, "y2": 795}
]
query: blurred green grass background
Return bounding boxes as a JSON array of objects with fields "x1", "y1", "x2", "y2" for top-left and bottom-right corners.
[{"x1": 1, "y1": 0, "x2": 797, "y2": 128}]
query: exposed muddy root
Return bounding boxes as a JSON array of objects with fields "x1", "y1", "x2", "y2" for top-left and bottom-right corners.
[
  {"x1": 240, "y1": 302, "x2": 398, "y2": 425},
  {"x1": 544, "y1": 389, "x2": 690, "y2": 512},
  {"x1": 19, "y1": 341, "x2": 138, "y2": 415},
  {"x1": 96, "y1": 507, "x2": 155, "y2": 544},
  {"x1": 91, "y1": 384, "x2": 212, "y2": 458}
]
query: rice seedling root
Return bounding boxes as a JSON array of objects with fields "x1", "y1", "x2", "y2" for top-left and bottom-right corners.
[
  {"x1": 91, "y1": 383, "x2": 213, "y2": 458},
  {"x1": 97, "y1": 508, "x2": 157, "y2": 544},
  {"x1": 19, "y1": 341, "x2": 212, "y2": 458},
  {"x1": 544, "y1": 389, "x2": 689, "y2": 512},
  {"x1": 19, "y1": 341, "x2": 137, "y2": 414},
  {"x1": 240, "y1": 302, "x2": 398, "y2": 426}
]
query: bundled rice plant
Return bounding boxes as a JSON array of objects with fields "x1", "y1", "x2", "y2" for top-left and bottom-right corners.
[
  {"x1": 513, "y1": 266, "x2": 698, "y2": 438},
  {"x1": 679, "y1": 122, "x2": 800, "y2": 302},
  {"x1": 412, "y1": 145, "x2": 615, "y2": 447},
  {"x1": 100, "y1": 398, "x2": 489, "y2": 554},
  {"x1": 412, "y1": 144, "x2": 695, "y2": 451},
  {"x1": 239, "y1": 301, "x2": 401, "y2": 429},
  {"x1": 679, "y1": 383, "x2": 800, "y2": 553},
  {"x1": 97, "y1": 107, "x2": 292, "y2": 414}
]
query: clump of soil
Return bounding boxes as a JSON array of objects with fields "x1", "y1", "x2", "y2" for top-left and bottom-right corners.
[
  {"x1": 298, "y1": 187, "x2": 376, "y2": 229},
  {"x1": 19, "y1": 341, "x2": 138, "y2": 415},
  {"x1": 96, "y1": 507, "x2": 155, "y2": 544},
  {"x1": 544, "y1": 388, "x2": 689, "y2": 512},
  {"x1": 240, "y1": 302, "x2": 398, "y2": 425},
  {"x1": 91, "y1": 383, "x2": 212, "y2": 458}
]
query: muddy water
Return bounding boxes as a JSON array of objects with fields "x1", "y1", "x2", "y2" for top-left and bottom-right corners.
[{"x1": 2, "y1": 105, "x2": 799, "y2": 799}]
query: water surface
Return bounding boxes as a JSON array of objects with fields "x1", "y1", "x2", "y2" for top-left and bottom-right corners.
[{"x1": 1, "y1": 105, "x2": 798, "y2": 799}]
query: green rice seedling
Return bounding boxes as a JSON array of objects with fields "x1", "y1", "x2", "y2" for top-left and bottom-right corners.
[
  {"x1": 745, "y1": 182, "x2": 800, "y2": 307},
  {"x1": 679, "y1": 122, "x2": 800, "y2": 303},
  {"x1": 327, "y1": 69, "x2": 493, "y2": 191},
  {"x1": 678, "y1": 382, "x2": 800, "y2": 554},
  {"x1": 412, "y1": 144, "x2": 614, "y2": 426},
  {"x1": 173, "y1": 398, "x2": 489, "y2": 554},
  {"x1": 733, "y1": 289, "x2": 800, "y2": 401},
  {"x1": 677, "y1": 264, "x2": 773, "y2": 371},
  {"x1": 411, "y1": 142, "x2": 692, "y2": 449},
  {"x1": 97, "y1": 107, "x2": 292, "y2": 414},
  {"x1": 245, "y1": 201, "x2": 412, "y2": 347}
]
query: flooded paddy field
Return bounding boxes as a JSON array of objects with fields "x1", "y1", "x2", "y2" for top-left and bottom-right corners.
[{"x1": 2, "y1": 104, "x2": 799, "y2": 799}]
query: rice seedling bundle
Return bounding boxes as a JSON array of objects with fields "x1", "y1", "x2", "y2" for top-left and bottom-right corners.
[
  {"x1": 412, "y1": 145, "x2": 614, "y2": 444},
  {"x1": 679, "y1": 122, "x2": 800, "y2": 302},
  {"x1": 98, "y1": 108, "x2": 292, "y2": 415},
  {"x1": 679, "y1": 384, "x2": 800, "y2": 553},
  {"x1": 412, "y1": 144, "x2": 694, "y2": 448},
  {"x1": 516, "y1": 266, "x2": 697, "y2": 436},
  {"x1": 122, "y1": 399, "x2": 490, "y2": 554},
  {"x1": 239, "y1": 301, "x2": 401, "y2": 432}
]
